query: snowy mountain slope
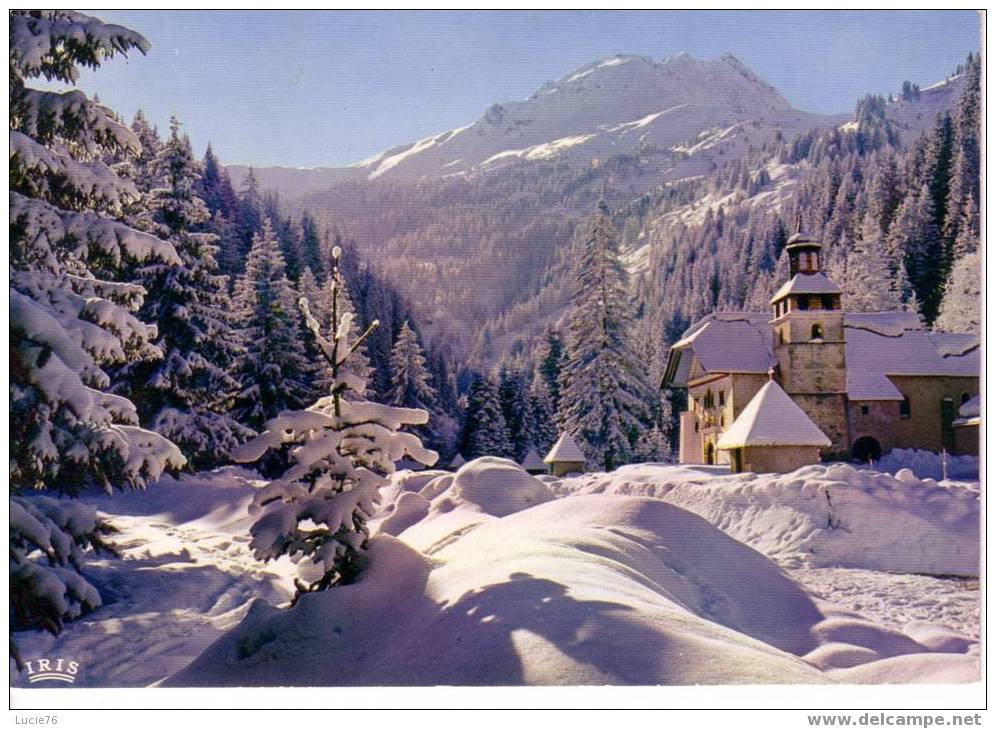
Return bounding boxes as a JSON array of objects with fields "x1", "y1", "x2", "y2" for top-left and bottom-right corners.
[
  {"x1": 232, "y1": 53, "x2": 843, "y2": 195},
  {"x1": 345, "y1": 53, "x2": 844, "y2": 181},
  {"x1": 225, "y1": 56, "x2": 967, "y2": 363}
]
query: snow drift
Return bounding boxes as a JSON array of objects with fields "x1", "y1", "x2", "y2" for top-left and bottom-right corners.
[
  {"x1": 554, "y1": 463, "x2": 979, "y2": 576},
  {"x1": 168, "y1": 488, "x2": 975, "y2": 686}
]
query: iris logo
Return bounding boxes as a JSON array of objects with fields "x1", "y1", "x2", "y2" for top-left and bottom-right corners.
[{"x1": 22, "y1": 658, "x2": 80, "y2": 684}]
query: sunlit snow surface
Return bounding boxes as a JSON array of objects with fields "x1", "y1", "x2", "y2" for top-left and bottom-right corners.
[{"x1": 12, "y1": 458, "x2": 979, "y2": 687}]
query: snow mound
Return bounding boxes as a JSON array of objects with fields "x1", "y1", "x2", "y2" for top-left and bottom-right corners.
[
  {"x1": 875, "y1": 448, "x2": 979, "y2": 481},
  {"x1": 169, "y1": 495, "x2": 974, "y2": 686},
  {"x1": 830, "y1": 653, "x2": 980, "y2": 684},
  {"x1": 373, "y1": 491, "x2": 431, "y2": 537},
  {"x1": 558, "y1": 463, "x2": 979, "y2": 576},
  {"x1": 394, "y1": 469, "x2": 450, "y2": 494},
  {"x1": 449, "y1": 457, "x2": 554, "y2": 517}
]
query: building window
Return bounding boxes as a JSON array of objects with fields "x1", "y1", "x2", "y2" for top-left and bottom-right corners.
[
  {"x1": 704, "y1": 390, "x2": 714, "y2": 409},
  {"x1": 900, "y1": 396, "x2": 911, "y2": 419},
  {"x1": 810, "y1": 323, "x2": 823, "y2": 340},
  {"x1": 797, "y1": 297, "x2": 809, "y2": 311},
  {"x1": 861, "y1": 405, "x2": 869, "y2": 415},
  {"x1": 719, "y1": 390, "x2": 726, "y2": 407}
]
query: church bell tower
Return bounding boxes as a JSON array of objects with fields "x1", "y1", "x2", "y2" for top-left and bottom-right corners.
[{"x1": 769, "y1": 231, "x2": 848, "y2": 452}]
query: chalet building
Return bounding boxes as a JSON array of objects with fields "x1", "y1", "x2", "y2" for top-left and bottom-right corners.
[
  {"x1": 520, "y1": 448, "x2": 547, "y2": 475},
  {"x1": 544, "y1": 432, "x2": 587, "y2": 477},
  {"x1": 663, "y1": 232, "x2": 980, "y2": 471}
]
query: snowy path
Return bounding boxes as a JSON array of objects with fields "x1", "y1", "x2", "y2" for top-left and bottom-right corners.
[
  {"x1": 788, "y1": 568, "x2": 979, "y2": 640},
  {"x1": 11, "y1": 471, "x2": 295, "y2": 688}
]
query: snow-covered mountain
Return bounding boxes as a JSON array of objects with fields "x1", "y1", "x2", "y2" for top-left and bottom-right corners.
[
  {"x1": 347, "y1": 52, "x2": 845, "y2": 181},
  {"x1": 231, "y1": 52, "x2": 846, "y2": 196},
  {"x1": 226, "y1": 54, "x2": 968, "y2": 362}
]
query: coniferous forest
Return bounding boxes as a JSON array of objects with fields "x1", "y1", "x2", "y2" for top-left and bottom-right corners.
[{"x1": 8, "y1": 11, "x2": 982, "y2": 690}]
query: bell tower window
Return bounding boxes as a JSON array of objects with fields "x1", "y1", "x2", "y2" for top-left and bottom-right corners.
[{"x1": 810, "y1": 323, "x2": 823, "y2": 340}]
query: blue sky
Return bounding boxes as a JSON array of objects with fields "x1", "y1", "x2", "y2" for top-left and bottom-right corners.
[{"x1": 67, "y1": 10, "x2": 980, "y2": 168}]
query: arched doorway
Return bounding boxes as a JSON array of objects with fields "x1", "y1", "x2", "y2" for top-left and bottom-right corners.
[
  {"x1": 704, "y1": 442, "x2": 715, "y2": 465},
  {"x1": 852, "y1": 436, "x2": 882, "y2": 463}
]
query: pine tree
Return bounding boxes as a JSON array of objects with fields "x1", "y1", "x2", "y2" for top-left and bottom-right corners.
[
  {"x1": 944, "y1": 54, "x2": 981, "y2": 259},
  {"x1": 9, "y1": 11, "x2": 185, "y2": 664},
  {"x1": 524, "y1": 375, "x2": 559, "y2": 455},
  {"x1": 536, "y1": 327, "x2": 567, "y2": 414},
  {"x1": 388, "y1": 321, "x2": 443, "y2": 453},
  {"x1": 389, "y1": 322, "x2": 436, "y2": 411},
  {"x1": 232, "y1": 168, "x2": 263, "y2": 271},
  {"x1": 232, "y1": 218, "x2": 314, "y2": 431},
  {"x1": 841, "y1": 210, "x2": 903, "y2": 312},
  {"x1": 121, "y1": 109, "x2": 163, "y2": 200},
  {"x1": 458, "y1": 376, "x2": 512, "y2": 459},
  {"x1": 200, "y1": 143, "x2": 238, "y2": 219},
  {"x1": 234, "y1": 246, "x2": 437, "y2": 599},
  {"x1": 558, "y1": 202, "x2": 654, "y2": 470},
  {"x1": 498, "y1": 367, "x2": 532, "y2": 460},
  {"x1": 934, "y1": 251, "x2": 981, "y2": 335},
  {"x1": 115, "y1": 117, "x2": 251, "y2": 469},
  {"x1": 300, "y1": 212, "x2": 324, "y2": 277},
  {"x1": 888, "y1": 184, "x2": 944, "y2": 324}
]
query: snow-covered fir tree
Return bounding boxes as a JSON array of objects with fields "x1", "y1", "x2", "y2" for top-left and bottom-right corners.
[
  {"x1": 9, "y1": 10, "x2": 185, "y2": 664},
  {"x1": 524, "y1": 375, "x2": 559, "y2": 456},
  {"x1": 458, "y1": 375, "x2": 512, "y2": 459},
  {"x1": 233, "y1": 246, "x2": 437, "y2": 597},
  {"x1": 388, "y1": 321, "x2": 444, "y2": 454},
  {"x1": 935, "y1": 251, "x2": 981, "y2": 335},
  {"x1": 536, "y1": 327, "x2": 567, "y2": 415},
  {"x1": 114, "y1": 117, "x2": 252, "y2": 469},
  {"x1": 498, "y1": 366, "x2": 532, "y2": 460},
  {"x1": 840, "y1": 210, "x2": 904, "y2": 312},
  {"x1": 388, "y1": 321, "x2": 437, "y2": 411},
  {"x1": 199, "y1": 143, "x2": 238, "y2": 220},
  {"x1": 558, "y1": 201, "x2": 655, "y2": 471},
  {"x1": 232, "y1": 218, "x2": 314, "y2": 432}
]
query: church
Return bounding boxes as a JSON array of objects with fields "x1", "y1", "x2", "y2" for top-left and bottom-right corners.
[{"x1": 662, "y1": 232, "x2": 980, "y2": 471}]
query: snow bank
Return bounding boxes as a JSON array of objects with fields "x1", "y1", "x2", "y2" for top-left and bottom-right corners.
[
  {"x1": 168, "y1": 493, "x2": 975, "y2": 686},
  {"x1": 447, "y1": 457, "x2": 554, "y2": 517},
  {"x1": 11, "y1": 469, "x2": 295, "y2": 687},
  {"x1": 557, "y1": 463, "x2": 979, "y2": 576},
  {"x1": 874, "y1": 448, "x2": 979, "y2": 481}
]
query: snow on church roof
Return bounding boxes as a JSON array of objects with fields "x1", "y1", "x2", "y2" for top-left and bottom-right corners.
[
  {"x1": 845, "y1": 319, "x2": 980, "y2": 401},
  {"x1": 667, "y1": 312, "x2": 775, "y2": 385},
  {"x1": 717, "y1": 380, "x2": 831, "y2": 449},
  {"x1": 521, "y1": 448, "x2": 546, "y2": 471},
  {"x1": 666, "y1": 310, "x2": 979, "y2": 400},
  {"x1": 544, "y1": 433, "x2": 586, "y2": 464},
  {"x1": 770, "y1": 272, "x2": 842, "y2": 303}
]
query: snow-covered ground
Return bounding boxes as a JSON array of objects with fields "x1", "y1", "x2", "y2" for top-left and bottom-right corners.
[{"x1": 11, "y1": 458, "x2": 979, "y2": 688}]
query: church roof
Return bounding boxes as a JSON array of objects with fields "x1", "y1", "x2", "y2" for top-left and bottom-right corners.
[
  {"x1": 844, "y1": 315, "x2": 980, "y2": 401},
  {"x1": 665, "y1": 313, "x2": 775, "y2": 386},
  {"x1": 544, "y1": 433, "x2": 586, "y2": 464},
  {"x1": 521, "y1": 448, "x2": 546, "y2": 471},
  {"x1": 664, "y1": 311, "x2": 979, "y2": 401},
  {"x1": 770, "y1": 272, "x2": 842, "y2": 303},
  {"x1": 717, "y1": 380, "x2": 831, "y2": 449}
]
